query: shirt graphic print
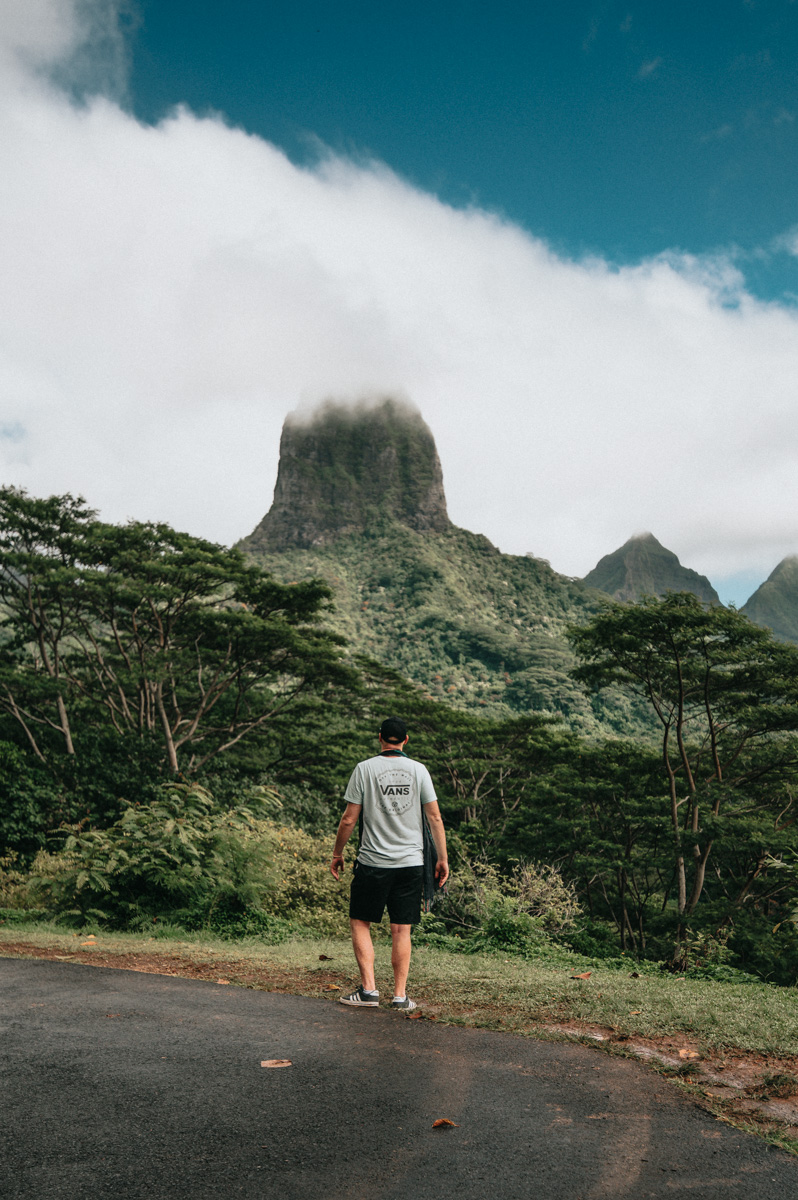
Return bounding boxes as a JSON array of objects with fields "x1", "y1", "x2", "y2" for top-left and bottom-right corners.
[{"x1": 376, "y1": 768, "x2": 413, "y2": 815}]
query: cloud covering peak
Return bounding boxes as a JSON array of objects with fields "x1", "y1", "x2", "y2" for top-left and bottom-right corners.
[{"x1": 2, "y1": 0, "x2": 798, "y2": 588}]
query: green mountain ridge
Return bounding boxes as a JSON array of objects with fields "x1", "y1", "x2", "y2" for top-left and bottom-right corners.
[
  {"x1": 241, "y1": 519, "x2": 623, "y2": 730},
  {"x1": 242, "y1": 400, "x2": 798, "y2": 730},
  {"x1": 238, "y1": 401, "x2": 644, "y2": 736}
]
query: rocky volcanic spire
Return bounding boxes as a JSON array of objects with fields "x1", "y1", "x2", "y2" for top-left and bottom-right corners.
[{"x1": 243, "y1": 398, "x2": 451, "y2": 551}]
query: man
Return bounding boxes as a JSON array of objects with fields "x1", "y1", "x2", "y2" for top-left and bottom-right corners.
[{"x1": 329, "y1": 717, "x2": 448, "y2": 1011}]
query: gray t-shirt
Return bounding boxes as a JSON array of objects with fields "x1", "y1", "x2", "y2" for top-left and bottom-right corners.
[{"x1": 344, "y1": 754, "x2": 437, "y2": 868}]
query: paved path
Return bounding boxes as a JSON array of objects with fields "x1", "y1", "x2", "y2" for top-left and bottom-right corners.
[{"x1": 1, "y1": 958, "x2": 796, "y2": 1199}]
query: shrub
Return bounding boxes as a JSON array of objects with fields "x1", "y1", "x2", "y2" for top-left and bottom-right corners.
[
  {"x1": 433, "y1": 858, "x2": 582, "y2": 956},
  {"x1": 255, "y1": 822, "x2": 351, "y2": 935},
  {"x1": 29, "y1": 782, "x2": 276, "y2": 928},
  {"x1": 0, "y1": 852, "x2": 28, "y2": 909}
]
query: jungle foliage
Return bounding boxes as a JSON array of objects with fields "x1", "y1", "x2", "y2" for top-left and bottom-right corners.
[
  {"x1": 3, "y1": 489, "x2": 798, "y2": 983},
  {"x1": 0, "y1": 485, "x2": 353, "y2": 841},
  {"x1": 241, "y1": 520, "x2": 649, "y2": 736}
]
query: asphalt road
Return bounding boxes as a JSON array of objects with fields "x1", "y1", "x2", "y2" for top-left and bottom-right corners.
[{"x1": 1, "y1": 958, "x2": 796, "y2": 1199}]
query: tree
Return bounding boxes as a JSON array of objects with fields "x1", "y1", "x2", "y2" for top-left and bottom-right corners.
[
  {"x1": 568, "y1": 594, "x2": 798, "y2": 931},
  {"x1": 0, "y1": 488, "x2": 95, "y2": 759},
  {"x1": 0, "y1": 487, "x2": 353, "y2": 777}
]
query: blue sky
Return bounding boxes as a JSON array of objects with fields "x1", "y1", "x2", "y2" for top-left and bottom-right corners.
[
  {"x1": 3, "y1": 0, "x2": 798, "y2": 607},
  {"x1": 128, "y1": 0, "x2": 798, "y2": 302}
]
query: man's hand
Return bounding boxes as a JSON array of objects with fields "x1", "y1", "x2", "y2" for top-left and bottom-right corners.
[
  {"x1": 330, "y1": 804, "x2": 360, "y2": 880},
  {"x1": 434, "y1": 859, "x2": 449, "y2": 887}
]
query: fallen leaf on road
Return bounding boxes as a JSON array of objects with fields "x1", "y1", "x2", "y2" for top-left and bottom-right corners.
[
  {"x1": 216, "y1": 978, "x2": 231, "y2": 985},
  {"x1": 678, "y1": 1049, "x2": 700, "y2": 1059},
  {"x1": 261, "y1": 1059, "x2": 292, "y2": 1068},
  {"x1": 318, "y1": 954, "x2": 334, "y2": 961},
  {"x1": 323, "y1": 983, "x2": 340, "y2": 991},
  {"x1": 432, "y1": 1118, "x2": 459, "y2": 1128},
  {"x1": 405, "y1": 1011, "x2": 423, "y2": 1019},
  {"x1": 571, "y1": 971, "x2": 592, "y2": 980}
]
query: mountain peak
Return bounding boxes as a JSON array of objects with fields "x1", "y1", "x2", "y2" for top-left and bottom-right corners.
[
  {"x1": 742, "y1": 556, "x2": 798, "y2": 642},
  {"x1": 241, "y1": 398, "x2": 451, "y2": 552},
  {"x1": 583, "y1": 532, "x2": 719, "y2": 604}
]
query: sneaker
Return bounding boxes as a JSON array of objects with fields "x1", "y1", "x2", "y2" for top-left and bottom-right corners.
[
  {"x1": 390, "y1": 996, "x2": 417, "y2": 1011},
  {"x1": 339, "y1": 986, "x2": 379, "y2": 1007}
]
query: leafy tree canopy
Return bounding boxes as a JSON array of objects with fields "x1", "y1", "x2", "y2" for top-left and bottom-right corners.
[{"x1": 0, "y1": 486, "x2": 353, "y2": 776}]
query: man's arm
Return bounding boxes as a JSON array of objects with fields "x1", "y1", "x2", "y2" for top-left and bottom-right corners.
[
  {"x1": 423, "y1": 800, "x2": 449, "y2": 887},
  {"x1": 330, "y1": 802, "x2": 361, "y2": 880}
]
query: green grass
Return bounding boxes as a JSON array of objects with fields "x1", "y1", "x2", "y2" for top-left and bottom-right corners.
[{"x1": 3, "y1": 920, "x2": 797, "y2": 1057}]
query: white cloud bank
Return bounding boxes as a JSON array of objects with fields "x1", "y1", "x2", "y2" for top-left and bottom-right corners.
[{"x1": 2, "y1": 1, "x2": 798, "y2": 595}]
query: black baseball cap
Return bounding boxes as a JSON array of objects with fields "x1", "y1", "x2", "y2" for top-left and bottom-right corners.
[{"x1": 379, "y1": 717, "x2": 407, "y2": 743}]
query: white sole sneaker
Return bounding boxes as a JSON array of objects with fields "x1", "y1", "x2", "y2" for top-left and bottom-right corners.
[{"x1": 339, "y1": 987, "x2": 379, "y2": 1006}]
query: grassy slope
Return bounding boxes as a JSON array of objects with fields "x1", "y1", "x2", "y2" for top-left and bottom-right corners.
[
  {"x1": 241, "y1": 523, "x2": 646, "y2": 738},
  {"x1": 3, "y1": 924, "x2": 796, "y2": 1057}
]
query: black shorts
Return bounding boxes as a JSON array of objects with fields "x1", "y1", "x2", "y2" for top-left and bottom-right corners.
[{"x1": 349, "y1": 862, "x2": 424, "y2": 926}]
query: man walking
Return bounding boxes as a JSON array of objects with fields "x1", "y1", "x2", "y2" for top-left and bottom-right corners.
[{"x1": 330, "y1": 717, "x2": 448, "y2": 1011}]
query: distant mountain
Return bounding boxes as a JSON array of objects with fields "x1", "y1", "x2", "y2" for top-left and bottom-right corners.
[
  {"x1": 582, "y1": 533, "x2": 719, "y2": 605},
  {"x1": 742, "y1": 557, "x2": 798, "y2": 643},
  {"x1": 239, "y1": 400, "x2": 642, "y2": 735},
  {"x1": 245, "y1": 398, "x2": 450, "y2": 552}
]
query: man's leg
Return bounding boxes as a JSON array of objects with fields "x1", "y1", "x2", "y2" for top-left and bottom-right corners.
[
  {"x1": 390, "y1": 922, "x2": 412, "y2": 998},
  {"x1": 350, "y1": 919, "x2": 377, "y2": 991}
]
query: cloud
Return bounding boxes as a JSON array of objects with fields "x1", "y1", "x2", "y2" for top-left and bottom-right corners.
[
  {"x1": 582, "y1": 17, "x2": 600, "y2": 53},
  {"x1": 637, "y1": 57, "x2": 662, "y2": 79},
  {"x1": 2, "y1": 0, "x2": 798, "y2": 587},
  {"x1": 700, "y1": 123, "x2": 734, "y2": 143},
  {"x1": 0, "y1": 0, "x2": 129, "y2": 98}
]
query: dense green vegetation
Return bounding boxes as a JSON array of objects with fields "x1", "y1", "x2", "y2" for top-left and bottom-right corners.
[
  {"x1": 241, "y1": 521, "x2": 650, "y2": 736},
  {"x1": 0, "y1": 485, "x2": 352, "y2": 847},
  {"x1": 2, "y1": 486, "x2": 798, "y2": 989}
]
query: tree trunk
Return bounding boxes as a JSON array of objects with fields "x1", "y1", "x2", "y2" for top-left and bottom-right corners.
[
  {"x1": 56, "y1": 692, "x2": 75, "y2": 755},
  {"x1": 663, "y1": 737, "x2": 687, "y2": 913},
  {"x1": 686, "y1": 841, "x2": 713, "y2": 914},
  {"x1": 154, "y1": 683, "x2": 179, "y2": 774}
]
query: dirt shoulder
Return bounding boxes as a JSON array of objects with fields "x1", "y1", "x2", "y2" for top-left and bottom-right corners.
[{"x1": 3, "y1": 935, "x2": 797, "y2": 1155}]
